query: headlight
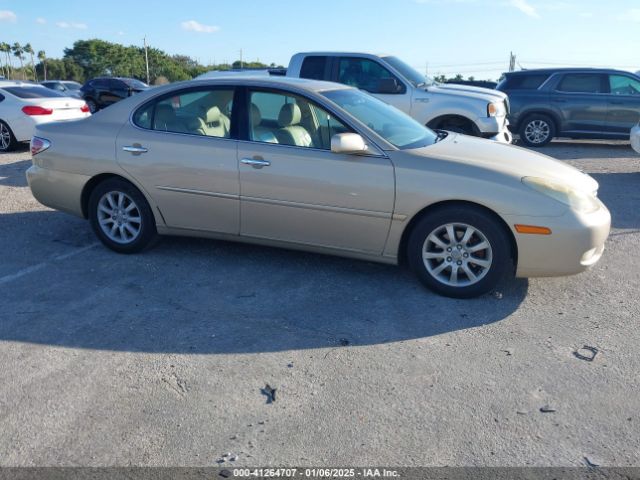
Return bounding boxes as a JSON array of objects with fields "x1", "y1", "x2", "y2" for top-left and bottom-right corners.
[
  {"x1": 487, "y1": 101, "x2": 506, "y2": 117},
  {"x1": 522, "y1": 177, "x2": 600, "y2": 213}
]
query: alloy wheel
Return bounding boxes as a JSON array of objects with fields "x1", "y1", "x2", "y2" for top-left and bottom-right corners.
[
  {"x1": 0, "y1": 123, "x2": 11, "y2": 151},
  {"x1": 97, "y1": 191, "x2": 143, "y2": 244},
  {"x1": 422, "y1": 223, "x2": 493, "y2": 287},
  {"x1": 524, "y1": 120, "x2": 550, "y2": 145}
]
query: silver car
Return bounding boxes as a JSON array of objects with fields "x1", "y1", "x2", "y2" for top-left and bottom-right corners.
[
  {"x1": 632, "y1": 122, "x2": 640, "y2": 154},
  {"x1": 27, "y1": 77, "x2": 611, "y2": 298}
]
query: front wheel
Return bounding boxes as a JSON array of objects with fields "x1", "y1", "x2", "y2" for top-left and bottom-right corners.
[
  {"x1": 519, "y1": 114, "x2": 555, "y2": 147},
  {"x1": 0, "y1": 121, "x2": 18, "y2": 152},
  {"x1": 88, "y1": 178, "x2": 158, "y2": 253},
  {"x1": 407, "y1": 206, "x2": 513, "y2": 298}
]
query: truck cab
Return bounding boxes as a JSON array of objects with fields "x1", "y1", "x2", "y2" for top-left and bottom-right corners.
[{"x1": 287, "y1": 52, "x2": 512, "y2": 143}]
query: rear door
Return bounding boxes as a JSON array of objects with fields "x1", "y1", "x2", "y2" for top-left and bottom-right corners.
[
  {"x1": 116, "y1": 85, "x2": 240, "y2": 234},
  {"x1": 551, "y1": 73, "x2": 608, "y2": 135},
  {"x1": 604, "y1": 74, "x2": 640, "y2": 135}
]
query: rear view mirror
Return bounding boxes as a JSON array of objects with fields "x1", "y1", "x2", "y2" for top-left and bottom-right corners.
[
  {"x1": 377, "y1": 78, "x2": 403, "y2": 94},
  {"x1": 331, "y1": 133, "x2": 367, "y2": 154}
]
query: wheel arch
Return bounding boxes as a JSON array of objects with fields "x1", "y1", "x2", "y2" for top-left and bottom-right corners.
[
  {"x1": 397, "y1": 199, "x2": 518, "y2": 268},
  {"x1": 515, "y1": 109, "x2": 560, "y2": 133},
  {"x1": 81, "y1": 173, "x2": 162, "y2": 225},
  {"x1": 426, "y1": 114, "x2": 480, "y2": 135}
]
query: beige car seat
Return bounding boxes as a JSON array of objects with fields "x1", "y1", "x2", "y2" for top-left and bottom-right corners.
[{"x1": 275, "y1": 103, "x2": 313, "y2": 147}]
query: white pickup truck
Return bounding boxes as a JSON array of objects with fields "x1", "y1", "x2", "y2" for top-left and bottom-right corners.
[{"x1": 286, "y1": 52, "x2": 512, "y2": 143}]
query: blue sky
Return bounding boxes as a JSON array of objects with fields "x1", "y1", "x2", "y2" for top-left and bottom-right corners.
[{"x1": 1, "y1": 0, "x2": 639, "y2": 80}]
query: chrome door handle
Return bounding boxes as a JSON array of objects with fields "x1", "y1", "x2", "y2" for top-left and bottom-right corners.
[
  {"x1": 241, "y1": 158, "x2": 271, "y2": 168},
  {"x1": 122, "y1": 145, "x2": 148, "y2": 154}
]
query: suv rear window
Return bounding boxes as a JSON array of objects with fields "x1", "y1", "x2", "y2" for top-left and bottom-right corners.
[
  {"x1": 300, "y1": 56, "x2": 328, "y2": 80},
  {"x1": 501, "y1": 74, "x2": 549, "y2": 90},
  {"x1": 557, "y1": 74, "x2": 605, "y2": 93},
  {"x1": 0, "y1": 86, "x2": 64, "y2": 98}
]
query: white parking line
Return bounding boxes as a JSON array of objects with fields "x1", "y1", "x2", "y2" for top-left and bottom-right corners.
[{"x1": 0, "y1": 242, "x2": 100, "y2": 286}]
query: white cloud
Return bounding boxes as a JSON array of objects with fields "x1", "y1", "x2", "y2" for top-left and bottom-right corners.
[
  {"x1": 180, "y1": 20, "x2": 220, "y2": 33},
  {"x1": 509, "y1": 0, "x2": 539, "y2": 18},
  {"x1": 56, "y1": 21, "x2": 88, "y2": 29},
  {"x1": 117, "y1": 31, "x2": 125, "y2": 36},
  {"x1": 36, "y1": 17, "x2": 46, "y2": 24},
  {"x1": 0, "y1": 10, "x2": 17, "y2": 22}
]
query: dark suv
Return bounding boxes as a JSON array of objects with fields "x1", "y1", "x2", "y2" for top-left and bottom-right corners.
[
  {"x1": 80, "y1": 77, "x2": 149, "y2": 113},
  {"x1": 497, "y1": 68, "x2": 640, "y2": 147}
]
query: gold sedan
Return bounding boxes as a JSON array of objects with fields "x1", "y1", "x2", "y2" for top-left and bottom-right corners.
[{"x1": 27, "y1": 77, "x2": 610, "y2": 298}]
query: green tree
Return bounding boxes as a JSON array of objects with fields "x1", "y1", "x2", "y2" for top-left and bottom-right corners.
[
  {"x1": 12, "y1": 42, "x2": 25, "y2": 80},
  {"x1": 37, "y1": 50, "x2": 47, "y2": 81},
  {"x1": 24, "y1": 43, "x2": 36, "y2": 81},
  {"x1": 0, "y1": 42, "x2": 11, "y2": 79}
]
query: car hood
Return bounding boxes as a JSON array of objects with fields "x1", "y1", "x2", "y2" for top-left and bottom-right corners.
[
  {"x1": 409, "y1": 133, "x2": 599, "y2": 193},
  {"x1": 426, "y1": 83, "x2": 507, "y2": 102}
]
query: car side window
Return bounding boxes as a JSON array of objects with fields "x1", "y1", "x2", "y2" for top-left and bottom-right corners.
[
  {"x1": 557, "y1": 74, "x2": 604, "y2": 93},
  {"x1": 300, "y1": 56, "x2": 328, "y2": 80},
  {"x1": 337, "y1": 57, "x2": 404, "y2": 94},
  {"x1": 133, "y1": 87, "x2": 235, "y2": 138},
  {"x1": 609, "y1": 75, "x2": 640, "y2": 96},
  {"x1": 249, "y1": 90, "x2": 352, "y2": 149}
]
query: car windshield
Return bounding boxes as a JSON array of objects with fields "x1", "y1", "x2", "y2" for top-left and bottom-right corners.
[
  {"x1": 63, "y1": 82, "x2": 81, "y2": 90},
  {"x1": 1, "y1": 86, "x2": 65, "y2": 98},
  {"x1": 323, "y1": 88, "x2": 438, "y2": 150},
  {"x1": 383, "y1": 56, "x2": 437, "y2": 88},
  {"x1": 123, "y1": 79, "x2": 148, "y2": 89}
]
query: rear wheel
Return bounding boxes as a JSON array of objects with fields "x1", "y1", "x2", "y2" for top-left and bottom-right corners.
[
  {"x1": 407, "y1": 205, "x2": 513, "y2": 298},
  {"x1": 88, "y1": 178, "x2": 158, "y2": 253},
  {"x1": 0, "y1": 121, "x2": 18, "y2": 152},
  {"x1": 85, "y1": 98, "x2": 98, "y2": 113},
  {"x1": 519, "y1": 114, "x2": 555, "y2": 147}
]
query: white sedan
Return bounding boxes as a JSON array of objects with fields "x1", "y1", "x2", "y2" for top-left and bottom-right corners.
[
  {"x1": 0, "y1": 81, "x2": 90, "y2": 152},
  {"x1": 632, "y1": 122, "x2": 640, "y2": 154}
]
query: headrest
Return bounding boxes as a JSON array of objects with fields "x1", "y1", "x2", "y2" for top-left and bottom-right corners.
[
  {"x1": 205, "y1": 106, "x2": 221, "y2": 124},
  {"x1": 278, "y1": 103, "x2": 301, "y2": 128},
  {"x1": 155, "y1": 104, "x2": 175, "y2": 123},
  {"x1": 250, "y1": 103, "x2": 262, "y2": 126}
]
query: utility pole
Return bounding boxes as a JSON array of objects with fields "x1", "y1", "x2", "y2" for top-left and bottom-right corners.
[
  {"x1": 143, "y1": 36, "x2": 150, "y2": 84},
  {"x1": 508, "y1": 51, "x2": 516, "y2": 72}
]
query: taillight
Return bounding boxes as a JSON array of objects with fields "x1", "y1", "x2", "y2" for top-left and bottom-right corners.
[
  {"x1": 22, "y1": 106, "x2": 53, "y2": 116},
  {"x1": 80, "y1": 103, "x2": 90, "y2": 113},
  {"x1": 31, "y1": 136, "x2": 51, "y2": 156}
]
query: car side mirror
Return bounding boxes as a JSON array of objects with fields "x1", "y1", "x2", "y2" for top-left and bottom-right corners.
[
  {"x1": 331, "y1": 133, "x2": 367, "y2": 154},
  {"x1": 377, "y1": 78, "x2": 403, "y2": 94}
]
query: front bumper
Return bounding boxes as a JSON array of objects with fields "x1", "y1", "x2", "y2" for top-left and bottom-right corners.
[
  {"x1": 476, "y1": 116, "x2": 512, "y2": 144},
  {"x1": 504, "y1": 200, "x2": 611, "y2": 278},
  {"x1": 631, "y1": 124, "x2": 640, "y2": 154}
]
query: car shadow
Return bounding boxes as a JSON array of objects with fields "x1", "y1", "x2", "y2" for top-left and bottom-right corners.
[
  {"x1": 0, "y1": 210, "x2": 529, "y2": 354},
  {"x1": 536, "y1": 140, "x2": 634, "y2": 160},
  {"x1": 0, "y1": 159, "x2": 31, "y2": 187},
  {"x1": 591, "y1": 171, "x2": 640, "y2": 229}
]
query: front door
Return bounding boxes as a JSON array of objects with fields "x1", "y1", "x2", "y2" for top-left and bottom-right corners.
[
  {"x1": 238, "y1": 88, "x2": 395, "y2": 255},
  {"x1": 116, "y1": 86, "x2": 240, "y2": 234}
]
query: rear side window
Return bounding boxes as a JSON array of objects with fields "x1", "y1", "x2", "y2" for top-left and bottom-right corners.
[
  {"x1": 300, "y1": 56, "x2": 328, "y2": 80},
  {"x1": 501, "y1": 74, "x2": 549, "y2": 90},
  {"x1": 557, "y1": 74, "x2": 605, "y2": 93},
  {"x1": 1, "y1": 86, "x2": 64, "y2": 98}
]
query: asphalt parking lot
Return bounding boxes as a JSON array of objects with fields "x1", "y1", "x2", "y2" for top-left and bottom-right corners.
[{"x1": 0, "y1": 140, "x2": 639, "y2": 467}]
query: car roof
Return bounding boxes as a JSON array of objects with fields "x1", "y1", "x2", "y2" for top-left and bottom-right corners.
[
  {"x1": 505, "y1": 68, "x2": 637, "y2": 76},
  {"x1": 0, "y1": 80, "x2": 44, "y2": 87},
  {"x1": 183, "y1": 75, "x2": 352, "y2": 93}
]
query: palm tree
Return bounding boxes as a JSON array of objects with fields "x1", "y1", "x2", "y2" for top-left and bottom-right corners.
[
  {"x1": 24, "y1": 43, "x2": 36, "y2": 81},
  {"x1": 37, "y1": 50, "x2": 47, "y2": 81},
  {"x1": 12, "y1": 42, "x2": 25, "y2": 80},
  {"x1": 0, "y1": 42, "x2": 11, "y2": 79}
]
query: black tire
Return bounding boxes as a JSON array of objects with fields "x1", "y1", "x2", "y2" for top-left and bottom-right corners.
[
  {"x1": 518, "y1": 114, "x2": 556, "y2": 147},
  {"x1": 430, "y1": 117, "x2": 478, "y2": 136},
  {"x1": 88, "y1": 178, "x2": 158, "y2": 253},
  {"x1": 0, "y1": 120, "x2": 18, "y2": 152},
  {"x1": 85, "y1": 98, "x2": 98, "y2": 113},
  {"x1": 407, "y1": 205, "x2": 513, "y2": 298}
]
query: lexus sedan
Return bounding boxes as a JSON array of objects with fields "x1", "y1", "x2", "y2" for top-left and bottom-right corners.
[
  {"x1": 0, "y1": 81, "x2": 90, "y2": 151},
  {"x1": 27, "y1": 77, "x2": 611, "y2": 298}
]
